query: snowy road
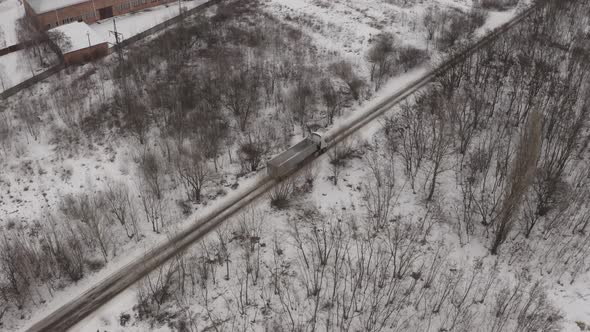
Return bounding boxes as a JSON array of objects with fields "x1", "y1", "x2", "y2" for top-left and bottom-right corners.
[{"x1": 25, "y1": 2, "x2": 544, "y2": 331}]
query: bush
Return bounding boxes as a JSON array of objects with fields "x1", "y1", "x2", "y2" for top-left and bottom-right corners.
[
  {"x1": 85, "y1": 257, "x2": 106, "y2": 272},
  {"x1": 470, "y1": 8, "x2": 488, "y2": 29},
  {"x1": 397, "y1": 46, "x2": 429, "y2": 72},
  {"x1": 328, "y1": 138, "x2": 364, "y2": 165},
  {"x1": 270, "y1": 178, "x2": 295, "y2": 209},
  {"x1": 438, "y1": 11, "x2": 474, "y2": 48}
]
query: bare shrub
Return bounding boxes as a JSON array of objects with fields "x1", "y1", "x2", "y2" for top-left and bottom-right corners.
[
  {"x1": 397, "y1": 46, "x2": 429, "y2": 72},
  {"x1": 363, "y1": 150, "x2": 397, "y2": 231},
  {"x1": 239, "y1": 141, "x2": 266, "y2": 173},
  {"x1": 437, "y1": 10, "x2": 481, "y2": 49},
  {"x1": 136, "y1": 262, "x2": 178, "y2": 320},
  {"x1": 59, "y1": 193, "x2": 112, "y2": 262},
  {"x1": 328, "y1": 149, "x2": 345, "y2": 186},
  {"x1": 328, "y1": 60, "x2": 364, "y2": 101},
  {"x1": 270, "y1": 177, "x2": 296, "y2": 209}
]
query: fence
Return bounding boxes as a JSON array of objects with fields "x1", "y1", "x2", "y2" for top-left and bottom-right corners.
[
  {"x1": 0, "y1": 44, "x2": 25, "y2": 57},
  {"x1": 0, "y1": 63, "x2": 66, "y2": 99},
  {"x1": 1, "y1": 0, "x2": 219, "y2": 100}
]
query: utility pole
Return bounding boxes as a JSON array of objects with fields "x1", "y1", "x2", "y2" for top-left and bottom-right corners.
[
  {"x1": 87, "y1": 32, "x2": 91, "y2": 48},
  {"x1": 109, "y1": 18, "x2": 123, "y2": 45},
  {"x1": 109, "y1": 18, "x2": 124, "y2": 68}
]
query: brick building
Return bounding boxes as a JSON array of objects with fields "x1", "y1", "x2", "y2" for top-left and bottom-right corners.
[
  {"x1": 24, "y1": 0, "x2": 177, "y2": 30},
  {"x1": 51, "y1": 22, "x2": 109, "y2": 65}
]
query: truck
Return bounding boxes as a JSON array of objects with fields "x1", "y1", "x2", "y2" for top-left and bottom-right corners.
[{"x1": 267, "y1": 132, "x2": 329, "y2": 179}]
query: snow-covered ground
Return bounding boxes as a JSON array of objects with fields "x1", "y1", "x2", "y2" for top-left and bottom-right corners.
[
  {"x1": 0, "y1": 0, "x2": 24, "y2": 48},
  {"x1": 0, "y1": 0, "x2": 39, "y2": 90},
  {"x1": 0, "y1": 48, "x2": 52, "y2": 90},
  {"x1": 66, "y1": 6, "x2": 561, "y2": 330},
  {"x1": 4, "y1": 0, "x2": 588, "y2": 331},
  {"x1": 91, "y1": 0, "x2": 210, "y2": 45},
  {"x1": 266, "y1": 0, "x2": 453, "y2": 56}
]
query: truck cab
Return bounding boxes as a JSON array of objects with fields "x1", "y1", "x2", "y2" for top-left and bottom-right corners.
[{"x1": 310, "y1": 131, "x2": 329, "y2": 152}]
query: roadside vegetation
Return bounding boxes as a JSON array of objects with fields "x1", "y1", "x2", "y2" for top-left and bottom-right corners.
[
  {"x1": 124, "y1": 0, "x2": 590, "y2": 331},
  {"x1": 2, "y1": 0, "x2": 585, "y2": 330},
  {"x1": 0, "y1": 0, "x2": 471, "y2": 328}
]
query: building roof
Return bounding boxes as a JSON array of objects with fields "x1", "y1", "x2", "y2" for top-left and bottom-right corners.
[
  {"x1": 50, "y1": 22, "x2": 107, "y2": 53},
  {"x1": 26, "y1": 0, "x2": 89, "y2": 14}
]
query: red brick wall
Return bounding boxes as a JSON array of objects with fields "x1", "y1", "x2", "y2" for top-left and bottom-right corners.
[
  {"x1": 63, "y1": 42, "x2": 109, "y2": 65},
  {"x1": 26, "y1": 0, "x2": 177, "y2": 30}
]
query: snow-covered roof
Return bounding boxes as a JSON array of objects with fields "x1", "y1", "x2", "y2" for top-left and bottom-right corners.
[
  {"x1": 26, "y1": 0, "x2": 89, "y2": 14},
  {"x1": 50, "y1": 22, "x2": 107, "y2": 53}
]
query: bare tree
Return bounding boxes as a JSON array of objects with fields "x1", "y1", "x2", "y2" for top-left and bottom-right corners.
[
  {"x1": 16, "y1": 96, "x2": 43, "y2": 142},
  {"x1": 114, "y1": 72, "x2": 150, "y2": 145},
  {"x1": 139, "y1": 151, "x2": 164, "y2": 200},
  {"x1": 423, "y1": 96, "x2": 453, "y2": 201},
  {"x1": 319, "y1": 78, "x2": 344, "y2": 126},
  {"x1": 175, "y1": 143, "x2": 212, "y2": 203},
  {"x1": 363, "y1": 150, "x2": 396, "y2": 231},
  {"x1": 386, "y1": 102, "x2": 428, "y2": 193},
  {"x1": 103, "y1": 180, "x2": 140, "y2": 240},
  {"x1": 287, "y1": 79, "x2": 316, "y2": 131},
  {"x1": 47, "y1": 29, "x2": 71, "y2": 53},
  {"x1": 491, "y1": 111, "x2": 542, "y2": 255},
  {"x1": 137, "y1": 262, "x2": 177, "y2": 319},
  {"x1": 59, "y1": 193, "x2": 112, "y2": 262},
  {"x1": 328, "y1": 148, "x2": 345, "y2": 185},
  {"x1": 367, "y1": 33, "x2": 397, "y2": 90},
  {"x1": 139, "y1": 183, "x2": 166, "y2": 233},
  {"x1": 0, "y1": 113, "x2": 12, "y2": 156},
  {"x1": 238, "y1": 128, "x2": 271, "y2": 173},
  {"x1": 423, "y1": 6, "x2": 440, "y2": 50},
  {"x1": 222, "y1": 67, "x2": 260, "y2": 132}
]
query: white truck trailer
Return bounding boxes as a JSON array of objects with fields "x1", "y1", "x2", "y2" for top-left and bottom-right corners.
[{"x1": 267, "y1": 132, "x2": 328, "y2": 179}]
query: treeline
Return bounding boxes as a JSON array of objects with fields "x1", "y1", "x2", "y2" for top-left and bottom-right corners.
[
  {"x1": 130, "y1": 189, "x2": 561, "y2": 332},
  {"x1": 386, "y1": 0, "x2": 590, "y2": 272}
]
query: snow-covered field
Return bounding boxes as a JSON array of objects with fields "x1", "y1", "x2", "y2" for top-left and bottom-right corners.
[
  {"x1": 0, "y1": 49, "x2": 39, "y2": 90},
  {"x1": 2, "y1": 0, "x2": 588, "y2": 331},
  {"x1": 91, "y1": 0, "x2": 210, "y2": 45},
  {"x1": 266, "y1": 0, "x2": 463, "y2": 55}
]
